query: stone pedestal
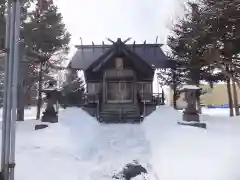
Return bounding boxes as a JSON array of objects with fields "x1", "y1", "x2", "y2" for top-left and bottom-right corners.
[
  {"x1": 178, "y1": 122, "x2": 206, "y2": 129},
  {"x1": 41, "y1": 106, "x2": 58, "y2": 123},
  {"x1": 35, "y1": 124, "x2": 49, "y2": 130}
]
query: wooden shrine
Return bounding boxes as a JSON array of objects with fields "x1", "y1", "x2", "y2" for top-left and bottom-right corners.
[{"x1": 68, "y1": 38, "x2": 175, "y2": 123}]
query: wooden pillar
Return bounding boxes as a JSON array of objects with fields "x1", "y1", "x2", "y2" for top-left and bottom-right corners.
[
  {"x1": 102, "y1": 73, "x2": 106, "y2": 105},
  {"x1": 133, "y1": 80, "x2": 136, "y2": 104}
]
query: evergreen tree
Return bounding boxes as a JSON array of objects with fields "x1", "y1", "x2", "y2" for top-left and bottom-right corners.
[
  {"x1": 199, "y1": 0, "x2": 240, "y2": 116},
  {"x1": 23, "y1": 0, "x2": 70, "y2": 119},
  {"x1": 163, "y1": 2, "x2": 225, "y2": 109},
  {"x1": 0, "y1": 0, "x2": 70, "y2": 120},
  {"x1": 0, "y1": 0, "x2": 34, "y2": 111},
  {"x1": 60, "y1": 73, "x2": 85, "y2": 108},
  {"x1": 166, "y1": 0, "x2": 240, "y2": 115}
]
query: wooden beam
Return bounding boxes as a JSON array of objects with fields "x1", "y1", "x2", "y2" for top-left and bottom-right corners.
[
  {"x1": 75, "y1": 43, "x2": 162, "y2": 49},
  {"x1": 80, "y1": 37, "x2": 83, "y2": 51},
  {"x1": 155, "y1": 36, "x2": 158, "y2": 55},
  {"x1": 92, "y1": 41, "x2": 94, "y2": 52},
  {"x1": 102, "y1": 41, "x2": 105, "y2": 52},
  {"x1": 123, "y1": 37, "x2": 132, "y2": 44},
  {"x1": 106, "y1": 38, "x2": 115, "y2": 44}
]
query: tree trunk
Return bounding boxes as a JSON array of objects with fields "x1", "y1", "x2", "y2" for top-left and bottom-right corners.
[
  {"x1": 36, "y1": 62, "x2": 43, "y2": 120},
  {"x1": 17, "y1": 87, "x2": 25, "y2": 121},
  {"x1": 172, "y1": 68, "x2": 177, "y2": 109},
  {"x1": 173, "y1": 88, "x2": 177, "y2": 109},
  {"x1": 226, "y1": 65, "x2": 234, "y2": 116},
  {"x1": 232, "y1": 79, "x2": 239, "y2": 116},
  {"x1": 17, "y1": 104, "x2": 24, "y2": 121},
  {"x1": 227, "y1": 79, "x2": 234, "y2": 116}
]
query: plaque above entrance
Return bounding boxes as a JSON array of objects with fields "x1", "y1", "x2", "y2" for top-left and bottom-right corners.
[{"x1": 104, "y1": 69, "x2": 135, "y2": 79}]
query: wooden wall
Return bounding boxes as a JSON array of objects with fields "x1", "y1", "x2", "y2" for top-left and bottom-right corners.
[
  {"x1": 200, "y1": 84, "x2": 240, "y2": 105},
  {"x1": 168, "y1": 83, "x2": 240, "y2": 106}
]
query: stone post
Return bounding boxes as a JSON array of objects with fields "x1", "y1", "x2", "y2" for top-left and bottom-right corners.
[
  {"x1": 181, "y1": 86, "x2": 199, "y2": 122},
  {"x1": 41, "y1": 89, "x2": 59, "y2": 123}
]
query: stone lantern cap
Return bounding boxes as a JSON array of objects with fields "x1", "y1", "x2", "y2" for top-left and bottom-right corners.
[{"x1": 179, "y1": 85, "x2": 200, "y2": 92}]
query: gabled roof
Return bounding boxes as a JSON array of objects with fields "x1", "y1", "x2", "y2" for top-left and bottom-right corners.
[
  {"x1": 69, "y1": 39, "x2": 175, "y2": 70},
  {"x1": 88, "y1": 43, "x2": 154, "y2": 73},
  {"x1": 69, "y1": 46, "x2": 111, "y2": 70}
]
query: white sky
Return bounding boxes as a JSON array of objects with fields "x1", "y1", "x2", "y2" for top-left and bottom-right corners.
[
  {"x1": 54, "y1": 0, "x2": 185, "y2": 57},
  {"x1": 53, "y1": 0, "x2": 186, "y2": 92}
]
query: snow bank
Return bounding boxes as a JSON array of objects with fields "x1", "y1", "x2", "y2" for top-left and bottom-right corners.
[
  {"x1": 2, "y1": 105, "x2": 240, "y2": 180},
  {"x1": 58, "y1": 107, "x2": 100, "y2": 158},
  {"x1": 142, "y1": 106, "x2": 240, "y2": 180},
  {"x1": 13, "y1": 107, "x2": 100, "y2": 180},
  {"x1": 12, "y1": 107, "x2": 151, "y2": 180}
]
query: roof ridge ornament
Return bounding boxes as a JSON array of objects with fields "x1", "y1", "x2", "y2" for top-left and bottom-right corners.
[
  {"x1": 155, "y1": 36, "x2": 158, "y2": 44},
  {"x1": 102, "y1": 41, "x2": 105, "y2": 52},
  {"x1": 92, "y1": 41, "x2": 94, "y2": 52},
  {"x1": 155, "y1": 36, "x2": 158, "y2": 55},
  {"x1": 123, "y1": 37, "x2": 131, "y2": 44},
  {"x1": 106, "y1": 37, "x2": 132, "y2": 44},
  {"x1": 106, "y1": 38, "x2": 115, "y2": 44},
  {"x1": 80, "y1": 37, "x2": 83, "y2": 52}
]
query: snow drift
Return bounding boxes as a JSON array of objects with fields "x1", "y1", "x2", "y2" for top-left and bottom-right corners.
[
  {"x1": 0, "y1": 105, "x2": 239, "y2": 180},
  {"x1": 142, "y1": 105, "x2": 240, "y2": 180},
  {"x1": 6, "y1": 107, "x2": 151, "y2": 180}
]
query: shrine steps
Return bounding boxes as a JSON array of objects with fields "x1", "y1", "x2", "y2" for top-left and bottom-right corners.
[{"x1": 98, "y1": 104, "x2": 142, "y2": 123}]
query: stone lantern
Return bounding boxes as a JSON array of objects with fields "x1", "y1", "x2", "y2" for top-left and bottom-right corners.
[
  {"x1": 178, "y1": 85, "x2": 206, "y2": 128},
  {"x1": 41, "y1": 87, "x2": 60, "y2": 123},
  {"x1": 179, "y1": 85, "x2": 200, "y2": 122}
]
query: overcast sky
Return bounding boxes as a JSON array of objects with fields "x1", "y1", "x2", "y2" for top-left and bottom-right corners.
[{"x1": 53, "y1": 0, "x2": 185, "y2": 57}]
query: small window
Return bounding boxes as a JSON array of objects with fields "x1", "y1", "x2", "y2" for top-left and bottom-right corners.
[
  {"x1": 143, "y1": 83, "x2": 152, "y2": 93},
  {"x1": 87, "y1": 83, "x2": 95, "y2": 94},
  {"x1": 87, "y1": 83, "x2": 100, "y2": 94}
]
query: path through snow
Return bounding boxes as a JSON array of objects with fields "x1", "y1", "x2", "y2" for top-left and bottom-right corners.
[{"x1": 84, "y1": 124, "x2": 150, "y2": 180}]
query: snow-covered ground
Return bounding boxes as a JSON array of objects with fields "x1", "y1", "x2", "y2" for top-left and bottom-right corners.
[
  {"x1": 0, "y1": 106, "x2": 239, "y2": 180},
  {"x1": 2, "y1": 108, "x2": 151, "y2": 180},
  {"x1": 144, "y1": 106, "x2": 240, "y2": 180},
  {"x1": 0, "y1": 107, "x2": 38, "y2": 121},
  {"x1": 202, "y1": 107, "x2": 232, "y2": 117}
]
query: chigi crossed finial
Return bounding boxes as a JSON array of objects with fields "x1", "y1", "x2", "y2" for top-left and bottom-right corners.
[{"x1": 106, "y1": 37, "x2": 132, "y2": 44}]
